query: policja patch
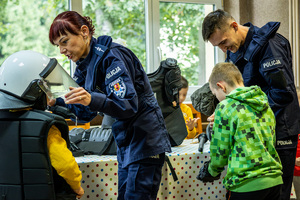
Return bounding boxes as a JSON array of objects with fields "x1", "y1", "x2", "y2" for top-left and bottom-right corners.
[{"x1": 109, "y1": 77, "x2": 126, "y2": 98}]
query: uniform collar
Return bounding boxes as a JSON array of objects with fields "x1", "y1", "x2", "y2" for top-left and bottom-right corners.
[{"x1": 240, "y1": 23, "x2": 254, "y2": 53}]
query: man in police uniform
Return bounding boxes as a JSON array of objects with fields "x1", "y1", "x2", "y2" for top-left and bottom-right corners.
[{"x1": 202, "y1": 9, "x2": 300, "y2": 200}]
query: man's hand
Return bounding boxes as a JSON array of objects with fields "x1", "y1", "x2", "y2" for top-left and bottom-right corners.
[
  {"x1": 196, "y1": 160, "x2": 221, "y2": 183},
  {"x1": 207, "y1": 112, "x2": 215, "y2": 128}
]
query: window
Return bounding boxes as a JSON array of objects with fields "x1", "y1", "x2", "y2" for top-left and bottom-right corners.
[
  {"x1": 0, "y1": 0, "x2": 69, "y2": 70},
  {"x1": 146, "y1": 0, "x2": 223, "y2": 86},
  {"x1": 145, "y1": 0, "x2": 223, "y2": 101},
  {"x1": 79, "y1": 0, "x2": 223, "y2": 83},
  {"x1": 0, "y1": 0, "x2": 223, "y2": 91},
  {"x1": 82, "y1": 0, "x2": 147, "y2": 69}
]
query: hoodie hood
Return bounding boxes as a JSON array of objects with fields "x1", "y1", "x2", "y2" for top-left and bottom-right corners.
[{"x1": 227, "y1": 86, "x2": 269, "y2": 112}]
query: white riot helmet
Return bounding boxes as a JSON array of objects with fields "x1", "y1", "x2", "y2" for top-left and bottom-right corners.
[{"x1": 0, "y1": 50, "x2": 78, "y2": 110}]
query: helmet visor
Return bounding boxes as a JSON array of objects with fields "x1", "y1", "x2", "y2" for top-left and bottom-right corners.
[{"x1": 38, "y1": 58, "x2": 78, "y2": 99}]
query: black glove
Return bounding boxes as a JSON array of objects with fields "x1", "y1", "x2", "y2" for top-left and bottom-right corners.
[
  {"x1": 196, "y1": 160, "x2": 221, "y2": 183},
  {"x1": 48, "y1": 105, "x2": 77, "y2": 119}
]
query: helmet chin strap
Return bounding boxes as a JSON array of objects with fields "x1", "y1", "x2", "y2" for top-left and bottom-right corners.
[{"x1": 32, "y1": 93, "x2": 47, "y2": 111}]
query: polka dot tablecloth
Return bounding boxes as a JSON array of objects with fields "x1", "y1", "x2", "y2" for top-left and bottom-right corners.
[
  {"x1": 75, "y1": 139, "x2": 226, "y2": 200},
  {"x1": 75, "y1": 155, "x2": 119, "y2": 200},
  {"x1": 157, "y1": 140, "x2": 226, "y2": 200}
]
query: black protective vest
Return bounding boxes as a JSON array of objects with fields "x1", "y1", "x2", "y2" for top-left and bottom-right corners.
[
  {"x1": 147, "y1": 58, "x2": 188, "y2": 146},
  {"x1": 0, "y1": 109, "x2": 70, "y2": 200}
]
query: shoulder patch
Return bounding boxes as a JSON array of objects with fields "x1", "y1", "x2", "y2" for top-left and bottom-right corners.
[
  {"x1": 94, "y1": 44, "x2": 109, "y2": 57},
  {"x1": 261, "y1": 58, "x2": 282, "y2": 71},
  {"x1": 105, "y1": 62, "x2": 125, "y2": 82},
  {"x1": 109, "y1": 77, "x2": 126, "y2": 98}
]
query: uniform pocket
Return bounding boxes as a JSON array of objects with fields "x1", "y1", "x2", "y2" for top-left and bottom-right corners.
[{"x1": 127, "y1": 163, "x2": 156, "y2": 193}]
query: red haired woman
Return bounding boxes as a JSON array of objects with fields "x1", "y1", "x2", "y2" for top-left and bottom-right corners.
[{"x1": 48, "y1": 11, "x2": 171, "y2": 200}]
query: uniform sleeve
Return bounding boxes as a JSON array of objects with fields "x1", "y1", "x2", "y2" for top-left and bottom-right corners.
[
  {"x1": 47, "y1": 125, "x2": 82, "y2": 190},
  {"x1": 55, "y1": 98, "x2": 98, "y2": 123},
  {"x1": 208, "y1": 104, "x2": 233, "y2": 177},
  {"x1": 259, "y1": 36, "x2": 294, "y2": 114},
  {"x1": 88, "y1": 58, "x2": 139, "y2": 119}
]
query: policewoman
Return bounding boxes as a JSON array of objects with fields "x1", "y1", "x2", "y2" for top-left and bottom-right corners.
[{"x1": 48, "y1": 11, "x2": 171, "y2": 200}]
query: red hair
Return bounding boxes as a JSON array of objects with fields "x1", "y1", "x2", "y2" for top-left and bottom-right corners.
[{"x1": 49, "y1": 11, "x2": 95, "y2": 45}]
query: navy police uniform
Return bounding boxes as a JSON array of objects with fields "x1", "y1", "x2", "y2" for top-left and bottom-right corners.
[
  {"x1": 226, "y1": 22, "x2": 300, "y2": 200},
  {"x1": 55, "y1": 35, "x2": 171, "y2": 199}
]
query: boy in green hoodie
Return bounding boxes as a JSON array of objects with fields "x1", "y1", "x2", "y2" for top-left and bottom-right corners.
[{"x1": 197, "y1": 62, "x2": 283, "y2": 200}]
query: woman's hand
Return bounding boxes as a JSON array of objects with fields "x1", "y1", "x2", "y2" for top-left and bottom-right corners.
[{"x1": 64, "y1": 87, "x2": 92, "y2": 106}]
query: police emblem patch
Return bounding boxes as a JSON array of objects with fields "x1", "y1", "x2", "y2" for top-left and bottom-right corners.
[{"x1": 109, "y1": 77, "x2": 126, "y2": 98}]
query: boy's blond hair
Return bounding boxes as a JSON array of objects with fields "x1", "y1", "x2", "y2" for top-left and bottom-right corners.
[{"x1": 209, "y1": 62, "x2": 243, "y2": 89}]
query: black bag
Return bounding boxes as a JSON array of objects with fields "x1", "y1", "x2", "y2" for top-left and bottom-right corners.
[
  {"x1": 69, "y1": 115, "x2": 117, "y2": 156},
  {"x1": 147, "y1": 58, "x2": 188, "y2": 146},
  {"x1": 163, "y1": 107, "x2": 188, "y2": 146},
  {"x1": 81, "y1": 126, "x2": 116, "y2": 155},
  {"x1": 69, "y1": 126, "x2": 117, "y2": 156},
  {"x1": 191, "y1": 82, "x2": 219, "y2": 116}
]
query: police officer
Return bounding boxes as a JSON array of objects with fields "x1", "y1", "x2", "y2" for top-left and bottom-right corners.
[
  {"x1": 202, "y1": 9, "x2": 300, "y2": 200},
  {"x1": 48, "y1": 11, "x2": 171, "y2": 200}
]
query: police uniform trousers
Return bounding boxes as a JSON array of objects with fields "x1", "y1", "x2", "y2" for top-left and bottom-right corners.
[
  {"x1": 117, "y1": 153, "x2": 165, "y2": 200},
  {"x1": 276, "y1": 135, "x2": 298, "y2": 200}
]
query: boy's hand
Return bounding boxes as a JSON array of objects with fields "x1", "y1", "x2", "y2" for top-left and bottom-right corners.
[
  {"x1": 186, "y1": 117, "x2": 199, "y2": 131},
  {"x1": 73, "y1": 186, "x2": 84, "y2": 199},
  {"x1": 47, "y1": 97, "x2": 56, "y2": 107}
]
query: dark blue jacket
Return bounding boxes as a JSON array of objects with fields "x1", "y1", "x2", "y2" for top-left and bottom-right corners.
[
  {"x1": 226, "y1": 22, "x2": 300, "y2": 139},
  {"x1": 56, "y1": 36, "x2": 171, "y2": 167}
]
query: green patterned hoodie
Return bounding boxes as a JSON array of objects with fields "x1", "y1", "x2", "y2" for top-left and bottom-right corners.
[{"x1": 208, "y1": 86, "x2": 282, "y2": 192}]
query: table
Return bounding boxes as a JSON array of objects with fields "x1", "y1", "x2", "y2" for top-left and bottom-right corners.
[{"x1": 75, "y1": 139, "x2": 227, "y2": 200}]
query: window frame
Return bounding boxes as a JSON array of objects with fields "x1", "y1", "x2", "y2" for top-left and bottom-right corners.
[
  {"x1": 145, "y1": 0, "x2": 223, "y2": 101},
  {"x1": 145, "y1": 0, "x2": 224, "y2": 74}
]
